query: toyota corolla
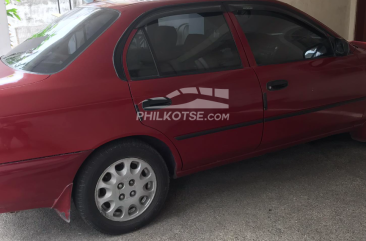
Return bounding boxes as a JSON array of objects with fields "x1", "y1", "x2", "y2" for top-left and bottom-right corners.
[{"x1": 1, "y1": 0, "x2": 366, "y2": 235}]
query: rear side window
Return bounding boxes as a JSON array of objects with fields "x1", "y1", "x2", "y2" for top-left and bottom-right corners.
[
  {"x1": 234, "y1": 10, "x2": 334, "y2": 66},
  {"x1": 127, "y1": 12, "x2": 241, "y2": 79},
  {"x1": 127, "y1": 30, "x2": 158, "y2": 78},
  {"x1": 1, "y1": 7, "x2": 119, "y2": 74}
]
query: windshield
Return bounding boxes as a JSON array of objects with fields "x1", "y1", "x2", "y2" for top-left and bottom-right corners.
[{"x1": 1, "y1": 7, "x2": 119, "y2": 74}]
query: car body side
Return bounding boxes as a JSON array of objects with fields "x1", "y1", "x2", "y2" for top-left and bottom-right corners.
[
  {"x1": 0, "y1": 2, "x2": 184, "y2": 218},
  {"x1": 1, "y1": 0, "x2": 366, "y2": 221}
]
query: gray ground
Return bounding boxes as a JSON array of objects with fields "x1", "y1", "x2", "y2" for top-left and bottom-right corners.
[{"x1": 1, "y1": 134, "x2": 366, "y2": 241}]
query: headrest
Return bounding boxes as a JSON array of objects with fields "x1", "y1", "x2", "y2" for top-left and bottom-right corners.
[
  {"x1": 152, "y1": 26, "x2": 177, "y2": 49},
  {"x1": 184, "y1": 34, "x2": 206, "y2": 50}
]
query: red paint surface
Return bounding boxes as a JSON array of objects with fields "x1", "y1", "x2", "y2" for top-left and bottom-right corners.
[
  {"x1": 0, "y1": 152, "x2": 91, "y2": 213},
  {"x1": 0, "y1": 0, "x2": 365, "y2": 217},
  {"x1": 52, "y1": 184, "x2": 73, "y2": 222}
]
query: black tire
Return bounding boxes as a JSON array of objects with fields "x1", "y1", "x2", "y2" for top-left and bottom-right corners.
[{"x1": 74, "y1": 139, "x2": 170, "y2": 235}]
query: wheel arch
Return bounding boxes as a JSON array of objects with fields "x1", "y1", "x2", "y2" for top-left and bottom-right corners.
[{"x1": 74, "y1": 135, "x2": 180, "y2": 185}]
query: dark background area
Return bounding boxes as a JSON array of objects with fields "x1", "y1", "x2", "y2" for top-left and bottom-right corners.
[{"x1": 355, "y1": 0, "x2": 366, "y2": 41}]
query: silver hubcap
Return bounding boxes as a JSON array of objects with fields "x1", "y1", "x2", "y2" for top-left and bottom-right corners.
[{"x1": 95, "y1": 158, "x2": 157, "y2": 221}]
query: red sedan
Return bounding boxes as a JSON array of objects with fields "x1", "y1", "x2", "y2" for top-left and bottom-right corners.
[{"x1": 1, "y1": 0, "x2": 366, "y2": 235}]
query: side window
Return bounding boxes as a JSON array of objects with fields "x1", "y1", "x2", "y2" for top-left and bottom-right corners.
[
  {"x1": 127, "y1": 29, "x2": 158, "y2": 79},
  {"x1": 142, "y1": 12, "x2": 242, "y2": 76},
  {"x1": 234, "y1": 10, "x2": 334, "y2": 66}
]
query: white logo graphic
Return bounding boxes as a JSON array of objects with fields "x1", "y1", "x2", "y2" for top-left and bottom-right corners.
[
  {"x1": 142, "y1": 87, "x2": 229, "y2": 110},
  {"x1": 137, "y1": 87, "x2": 230, "y2": 121}
]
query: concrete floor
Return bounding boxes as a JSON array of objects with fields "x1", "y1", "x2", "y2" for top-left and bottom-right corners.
[{"x1": 1, "y1": 134, "x2": 366, "y2": 241}]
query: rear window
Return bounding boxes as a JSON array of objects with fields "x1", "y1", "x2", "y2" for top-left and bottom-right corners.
[{"x1": 1, "y1": 7, "x2": 119, "y2": 74}]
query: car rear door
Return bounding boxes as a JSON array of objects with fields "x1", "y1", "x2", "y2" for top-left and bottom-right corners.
[
  {"x1": 228, "y1": 3, "x2": 366, "y2": 149},
  {"x1": 122, "y1": 5, "x2": 264, "y2": 170}
]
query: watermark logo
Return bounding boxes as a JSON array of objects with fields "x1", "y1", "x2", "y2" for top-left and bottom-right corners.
[{"x1": 137, "y1": 87, "x2": 230, "y2": 121}]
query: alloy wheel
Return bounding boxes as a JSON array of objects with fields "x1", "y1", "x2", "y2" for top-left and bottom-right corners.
[{"x1": 95, "y1": 158, "x2": 157, "y2": 221}]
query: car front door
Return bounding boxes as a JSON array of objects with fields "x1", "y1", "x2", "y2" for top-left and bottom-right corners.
[
  {"x1": 123, "y1": 5, "x2": 264, "y2": 170},
  {"x1": 228, "y1": 3, "x2": 366, "y2": 149}
]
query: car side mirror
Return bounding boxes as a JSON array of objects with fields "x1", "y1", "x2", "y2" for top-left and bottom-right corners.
[
  {"x1": 304, "y1": 44, "x2": 327, "y2": 59},
  {"x1": 334, "y1": 38, "x2": 350, "y2": 56}
]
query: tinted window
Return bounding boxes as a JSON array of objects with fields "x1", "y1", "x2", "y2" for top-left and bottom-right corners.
[
  {"x1": 235, "y1": 10, "x2": 333, "y2": 66},
  {"x1": 127, "y1": 30, "x2": 158, "y2": 78},
  {"x1": 143, "y1": 12, "x2": 241, "y2": 76},
  {"x1": 1, "y1": 7, "x2": 119, "y2": 74}
]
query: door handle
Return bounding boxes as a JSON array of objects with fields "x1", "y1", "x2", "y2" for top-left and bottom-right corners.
[
  {"x1": 267, "y1": 80, "x2": 288, "y2": 91},
  {"x1": 142, "y1": 97, "x2": 172, "y2": 111}
]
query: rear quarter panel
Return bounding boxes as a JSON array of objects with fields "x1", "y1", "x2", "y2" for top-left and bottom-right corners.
[
  {"x1": 0, "y1": 6, "x2": 181, "y2": 168},
  {"x1": 0, "y1": 5, "x2": 182, "y2": 214}
]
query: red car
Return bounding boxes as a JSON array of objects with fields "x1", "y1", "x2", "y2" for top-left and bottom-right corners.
[{"x1": 1, "y1": 0, "x2": 366, "y2": 235}]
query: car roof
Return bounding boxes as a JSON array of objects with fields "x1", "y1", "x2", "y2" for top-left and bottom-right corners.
[{"x1": 85, "y1": 0, "x2": 279, "y2": 10}]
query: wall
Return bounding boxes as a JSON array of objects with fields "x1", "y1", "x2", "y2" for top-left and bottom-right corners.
[
  {"x1": 7, "y1": 0, "x2": 83, "y2": 45},
  {"x1": 6, "y1": 0, "x2": 359, "y2": 46},
  {"x1": 279, "y1": 0, "x2": 357, "y2": 40},
  {"x1": 348, "y1": 0, "x2": 357, "y2": 40},
  {"x1": 0, "y1": 0, "x2": 11, "y2": 55}
]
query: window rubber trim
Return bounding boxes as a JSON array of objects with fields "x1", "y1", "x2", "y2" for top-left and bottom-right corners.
[
  {"x1": 128, "y1": 65, "x2": 244, "y2": 81},
  {"x1": 136, "y1": 5, "x2": 223, "y2": 28},
  {"x1": 225, "y1": 1, "x2": 333, "y2": 38},
  {"x1": 141, "y1": 27, "x2": 161, "y2": 76}
]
